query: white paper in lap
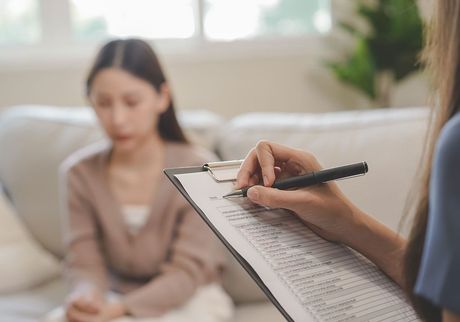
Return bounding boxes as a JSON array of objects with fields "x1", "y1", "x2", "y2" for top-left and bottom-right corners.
[{"x1": 175, "y1": 172, "x2": 419, "y2": 322}]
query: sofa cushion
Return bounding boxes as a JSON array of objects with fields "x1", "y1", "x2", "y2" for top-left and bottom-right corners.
[
  {"x1": 217, "y1": 107, "x2": 430, "y2": 235},
  {"x1": 221, "y1": 248, "x2": 268, "y2": 304},
  {"x1": 234, "y1": 302, "x2": 285, "y2": 322},
  {"x1": 0, "y1": 190, "x2": 60, "y2": 293},
  {"x1": 0, "y1": 278, "x2": 67, "y2": 322},
  {"x1": 0, "y1": 106, "x2": 103, "y2": 257}
]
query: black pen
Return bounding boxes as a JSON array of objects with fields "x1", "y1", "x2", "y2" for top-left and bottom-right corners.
[{"x1": 223, "y1": 161, "x2": 368, "y2": 198}]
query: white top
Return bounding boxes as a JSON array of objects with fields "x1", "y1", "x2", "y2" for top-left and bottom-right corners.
[{"x1": 122, "y1": 205, "x2": 150, "y2": 235}]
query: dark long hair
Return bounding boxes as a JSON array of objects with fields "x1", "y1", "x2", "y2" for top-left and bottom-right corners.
[
  {"x1": 404, "y1": 1, "x2": 460, "y2": 321},
  {"x1": 86, "y1": 38, "x2": 188, "y2": 143}
]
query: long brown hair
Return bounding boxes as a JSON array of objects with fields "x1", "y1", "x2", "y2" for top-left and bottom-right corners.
[
  {"x1": 404, "y1": 1, "x2": 460, "y2": 321},
  {"x1": 86, "y1": 38, "x2": 188, "y2": 143}
]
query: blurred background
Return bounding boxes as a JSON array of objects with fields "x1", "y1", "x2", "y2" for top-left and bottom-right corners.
[{"x1": 0, "y1": 0, "x2": 432, "y2": 117}]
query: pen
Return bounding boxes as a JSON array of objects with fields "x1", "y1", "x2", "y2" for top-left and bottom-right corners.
[{"x1": 223, "y1": 161, "x2": 368, "y2": 198}]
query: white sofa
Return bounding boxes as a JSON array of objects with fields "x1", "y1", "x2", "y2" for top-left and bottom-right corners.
[{"x1": 0, "y1": 105, "x2": 429, "y2": 322}]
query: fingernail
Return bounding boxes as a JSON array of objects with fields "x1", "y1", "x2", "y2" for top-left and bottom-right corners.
[
  {"x1": 247, "y1": 188, "x2": 259, "y2": 201},
  {"x1": 263, "y1": 176, "x2": 269, "y2": 186}
]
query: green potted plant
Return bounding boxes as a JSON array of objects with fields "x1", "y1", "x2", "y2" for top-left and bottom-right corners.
[{"x1": 327, "y1": 0, "x2": 424, "y2": 107}]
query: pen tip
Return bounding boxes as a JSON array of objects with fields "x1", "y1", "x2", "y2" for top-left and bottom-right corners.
[{"x1": 222, "y1": 190, "x2": 242, "y2": 198}]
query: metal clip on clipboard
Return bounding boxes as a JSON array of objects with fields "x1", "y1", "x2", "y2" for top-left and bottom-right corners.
[{"x1": 203, "y1": 160, "x2": 243, "y2": 182}]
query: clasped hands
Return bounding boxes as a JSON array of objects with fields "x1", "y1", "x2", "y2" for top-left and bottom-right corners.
[{"x1": 65, "y1": 284, "x2": 126, "y2": 322}]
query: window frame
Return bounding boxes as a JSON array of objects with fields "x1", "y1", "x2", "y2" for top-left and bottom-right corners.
[{"x1": 0, "y1": 0, "x2": 334, "y2": 70}]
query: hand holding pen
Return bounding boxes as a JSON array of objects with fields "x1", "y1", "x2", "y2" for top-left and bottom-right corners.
[
  {"x1": 234, "y1": 141, "x2": 369, "y2": 244},
  {"x1": 225, "y1": 161, "x2": 367, "y2": 198}
]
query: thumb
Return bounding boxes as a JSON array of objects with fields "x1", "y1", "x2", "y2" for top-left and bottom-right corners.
[{"x1": 247, "y1": 185, "x2": 307, "y2": 210}]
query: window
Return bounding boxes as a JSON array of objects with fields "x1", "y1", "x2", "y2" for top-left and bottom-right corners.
[
  {"x1": 0, "y1": 0, "x2": 41, "y2": 45},
  {"x1": 70, "y1": 0, "x2": 196, "y2": 40},
  {"x1": 203, "y1": 0, "x2": 330, "y2": 41},
  {"x1": 0, "y1": 0, "x2": 331, "y2": 56}
]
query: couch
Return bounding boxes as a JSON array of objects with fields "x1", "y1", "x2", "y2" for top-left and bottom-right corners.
[{"x1": 0, "y1": 105, "x2": 429, "y2": 322}]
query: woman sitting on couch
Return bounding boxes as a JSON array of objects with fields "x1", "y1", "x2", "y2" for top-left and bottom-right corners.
[{"x1": 47, "y1": 38, "x2": 232, "y2": 322}]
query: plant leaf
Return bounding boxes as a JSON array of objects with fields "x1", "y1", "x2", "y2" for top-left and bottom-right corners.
[{"x1": 327, "y1": 39, "x2": 376, "y2": 99}]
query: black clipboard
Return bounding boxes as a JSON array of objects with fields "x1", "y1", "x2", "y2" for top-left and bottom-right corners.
[{"x1": 164, "y1": 166, "x2": 293, "y2": 322}]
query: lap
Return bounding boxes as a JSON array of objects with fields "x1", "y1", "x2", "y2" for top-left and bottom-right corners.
[{"x1": 43, "y1": 283, "x2": 233, "y2": 322}]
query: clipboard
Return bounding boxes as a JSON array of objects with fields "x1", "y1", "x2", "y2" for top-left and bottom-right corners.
[{"x1": 164, "y1": 165, "x2": 293, "y2": 322}]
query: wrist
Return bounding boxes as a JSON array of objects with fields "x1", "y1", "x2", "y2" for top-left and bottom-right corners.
[
  {"x1": 67, "y1": 283, "x2": 104, "y2": 305},
  {"x1": 343, "y1": 207, "x2": 407, "y2": 285},
  {"x1": 341, "y1": 206, "x2": 372, "y2": 248}
]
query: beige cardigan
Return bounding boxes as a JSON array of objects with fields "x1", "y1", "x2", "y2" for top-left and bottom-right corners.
[{"x1": 60, "y1": 141, "x2": 225, "y2": 317}]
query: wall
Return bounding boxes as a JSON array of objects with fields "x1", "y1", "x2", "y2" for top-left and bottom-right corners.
[{"x1": 0, "y1": 1, "x2": 431, "y2": 118}]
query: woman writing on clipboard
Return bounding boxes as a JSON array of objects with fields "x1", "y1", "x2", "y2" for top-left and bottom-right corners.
[{"x1": 236, "y1": 1, "x2": 460, "y2": 321}]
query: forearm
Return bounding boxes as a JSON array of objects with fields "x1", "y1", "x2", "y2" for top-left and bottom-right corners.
[
  {"x1": 65, "y1": 235, "x2": 110, "y2": 292},
  {"x1": 344, "y1": 208, "x2": 407, "y2": 287},
  {"x1": 122, "y1": 269, "x2": 197, "y2": 317},
  {"x1": 65, "y1": 258, "x2": 109, "y2": 293}
]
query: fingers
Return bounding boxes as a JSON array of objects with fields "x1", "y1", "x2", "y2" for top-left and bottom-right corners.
[
  {"x1": 236, "y1": 148, "x2": 259, "y2": 188},
  {"x1": 247, "y1": 185, "x2": 312, "y2": 211},
  {"x1": 254, "y1": 141, "x2": 277, "y2": 186},
  {"x1": 274, "y1": 166, "x2": 282, "y2": 179},
  {"x1": 236, "y1": 140, "x2": 322, "y2": 191},
  {"x1": 67, "y1": 293, "x2": 102, "y2": 315},
  {"x1": 248, "y1": 172, "x2": 260, "y2": 186},
  {"x1": 66, "y1": 304, "x2": 98, "y2": 322},
  {"x1": 237, "y1": 141, "x2": 303, "y2": 188},
  {"x1": 72, "y1": 297, "x2": 100, "y2": 314}
]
